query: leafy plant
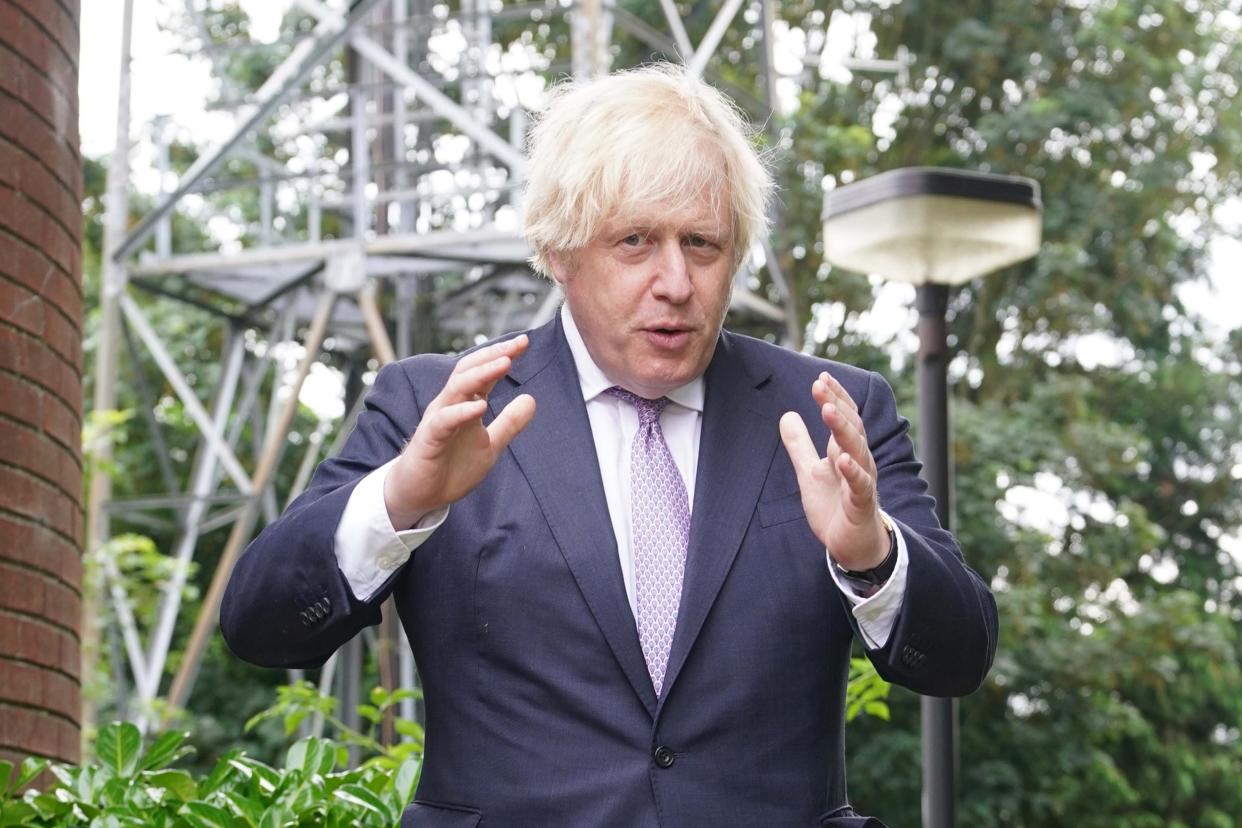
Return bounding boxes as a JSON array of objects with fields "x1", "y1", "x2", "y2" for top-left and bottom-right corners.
[
  {"x1": 847, "y1": 657, "x2": 892, "y2": 723},
  {"x1": 244, "y1": 681, "x2": 424, "y2": 771},
  {"x1": 1, "y1": 683, "x2": 424, "y2": 828}
]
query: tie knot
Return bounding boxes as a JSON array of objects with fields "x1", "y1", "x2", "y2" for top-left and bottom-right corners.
[{"x1": 607, "y1": 386, "x2": 669, "y2": 426}]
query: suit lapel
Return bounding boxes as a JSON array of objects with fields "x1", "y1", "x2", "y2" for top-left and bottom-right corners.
[
  {"x1": 491, "y1": 317, "x2": 658, "y2": 716},
  {"x1": 661, "y1": 332, "x2": 782, "y2": 703}
]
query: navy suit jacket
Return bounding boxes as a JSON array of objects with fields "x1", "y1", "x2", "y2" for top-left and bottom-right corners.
[{"x1": 220, "y1": 315, "x2": 998, "y2": 827}]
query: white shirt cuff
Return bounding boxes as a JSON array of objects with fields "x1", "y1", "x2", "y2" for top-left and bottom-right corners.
[
  {"x1": 334, "y1": 458, "x2": 449, "y2": 601},
  {"x1": 826, "y1": 510, "x2": 909, "y2": 650}
]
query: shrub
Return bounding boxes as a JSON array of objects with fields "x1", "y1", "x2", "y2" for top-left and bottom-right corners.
[
  {"x1": 0, "y1": 683, "x2": 423, "y2": 827},
  {"x1": 0, "y1": 723, "x2": 419, "y2": 827}
]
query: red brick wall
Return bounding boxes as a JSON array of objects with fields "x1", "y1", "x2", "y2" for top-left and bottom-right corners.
[{"x1": 0, "y1": 0, "x2": 83, "y2": 765}]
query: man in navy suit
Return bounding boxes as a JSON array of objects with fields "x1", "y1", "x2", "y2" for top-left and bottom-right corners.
[{"x1": 221, "y1": 64, "x2": 997, "y2": 827}]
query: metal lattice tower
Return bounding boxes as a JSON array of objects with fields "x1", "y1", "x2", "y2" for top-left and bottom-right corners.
[{"x1": 86, "y1": 0, "x2": 906, "y2": 738}]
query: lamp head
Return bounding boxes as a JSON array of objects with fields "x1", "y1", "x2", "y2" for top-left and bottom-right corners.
[{"x1": 822, "y1": 167, "x2": 1042, "y2": 285}]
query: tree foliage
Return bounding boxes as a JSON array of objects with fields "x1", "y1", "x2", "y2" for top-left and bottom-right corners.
[{"x1": 757, "y1": 1, "x2": 1242, "y2": 823}]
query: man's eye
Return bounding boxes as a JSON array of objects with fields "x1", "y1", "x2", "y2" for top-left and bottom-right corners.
[
  {"x1": 687, "y1": 235, "x2": 711, "y2": 248},
  {"x1": 621, "y1": 233, "x2": 644, "y2": 246}
]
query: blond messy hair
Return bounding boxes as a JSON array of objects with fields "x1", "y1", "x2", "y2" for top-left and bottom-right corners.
[{"x1": 522, "y1": 63, "x2": 773, "y2": 277}]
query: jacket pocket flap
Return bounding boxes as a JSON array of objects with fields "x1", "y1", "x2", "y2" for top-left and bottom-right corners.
[{"x1": 758, "y1": 490, "x2": 807, "y2": 527}]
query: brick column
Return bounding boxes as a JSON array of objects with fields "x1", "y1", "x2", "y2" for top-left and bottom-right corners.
[{"x1": 0, "y1": 0, "x2": 84, "y2": 765}]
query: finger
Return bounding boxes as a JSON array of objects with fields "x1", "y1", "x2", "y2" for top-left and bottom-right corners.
[
  {"x1": 813, "y1": 378, "x2": 863, "y2": 434},
  {"x1": 822, "y1": 403, "x2": 870, "y2": 467},
  {"x1": 779, "y1": 411, "x2": 823, "y2": 480},
  {"x1": 836, "y1": 453, "x2": 877, "y2": 513},
  {"x1": 453, "y1": 334, "x2": 530, "y2": 374},
  {"x1": 815, "y1": 370, "x2": 859, "y2": 414},
  {"x1": 487, "y1": 393, "x2": 536, "y2": 453},
  {"x1": 424, "y1": 398, "x2": 488, "y2": 442},
  {"x1": 826, "y1": 434, "x2": 843, "y2": 468},
  {"x1": 442, "y1": 355, "x2": 514, "y2": 404}
]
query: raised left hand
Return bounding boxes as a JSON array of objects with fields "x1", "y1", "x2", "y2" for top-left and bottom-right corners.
[{"x1": 779, "y1": 370, "x2": 890, "y2": 571}]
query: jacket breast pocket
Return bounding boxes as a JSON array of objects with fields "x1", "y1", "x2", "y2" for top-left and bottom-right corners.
[
  {"x1": 758, "y1": 490, "x2": 807, "y2": 527},
  {"x1": 400, "y1": 800, "x2": 482, "y2": 828}
]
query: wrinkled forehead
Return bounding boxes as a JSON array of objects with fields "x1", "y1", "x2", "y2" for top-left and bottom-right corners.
[{"x1": 605, "y1": 178, "x2": 733, "y2": 236}]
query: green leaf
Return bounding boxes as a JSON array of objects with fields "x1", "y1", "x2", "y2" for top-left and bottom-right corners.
[
  {"x1": 258, "y1": 805, "x2": 295, "y2": 828},
  {"x1": 25, "y1": 789, "x2": 67, "y2": 820},
  {"x1": 14, "y1": 758, "x2": 48, "y2": 793},
  {"x1": 386, "y1": 688, "x2": 421, "y2": 705},
  {"x1": 283, "y1": 740, "x2": 308, "y2": 774},
  {"x1": 284, "y1": 737, "x2": 337, "y2": 776},
  {"x1": 143, "y1": 769, "x2": 199, "y2": 802},
  {"x1": 96, "y1": 722, "x2": 143, "y2": 779},
  {"x1": 245, "y1": 762, "x2": 280, "y2": 797},
  {"x1": 282, "y1": 711, "x2": 306, "y2": 738},
  {"x1": 222, "y1": 789, "x2": 265, "y2": 825},
  {"x1": 139, "y1": 731, "x2": 193, "y2": 772},
  {"x1": 333, "y1": 783, "x2": 393, "y2": 821},
  {"x1": 0, "y1": 801, "x2": 38, "y2": 825},
  {"x1": 392, "y1": 759, "x2": 420, "y2": 805},
  {"x1": 178, "y1": 801, "x2": 235, "y2": 828},
  {"x1": 0, "y1": 761, "x2": 12, "y2": 799},
  {"x1": 392, "y1": 719, "x2": 424, "y2": 742},
  {"x1": 199, "y1": 753, "x2": 241, "y2": 797}
]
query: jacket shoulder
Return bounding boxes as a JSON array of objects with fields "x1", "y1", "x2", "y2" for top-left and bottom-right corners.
[{"x1": 721, "y1": 329, "x2": 876, "y2": 400}]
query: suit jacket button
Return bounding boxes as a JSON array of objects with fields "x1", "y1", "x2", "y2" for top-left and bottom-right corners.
[{"x1": 653, "y1": 746, "x2": 675, "y2": 769}]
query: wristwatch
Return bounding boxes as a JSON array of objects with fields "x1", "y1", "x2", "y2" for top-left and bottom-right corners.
[{"x1": 834, "y1": 513, "x2": 898, "y2": 589}]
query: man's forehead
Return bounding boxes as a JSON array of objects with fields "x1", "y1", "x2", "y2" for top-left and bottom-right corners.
[{"x1": 606, "y1": 196, "x2": 731, "y2": 233}]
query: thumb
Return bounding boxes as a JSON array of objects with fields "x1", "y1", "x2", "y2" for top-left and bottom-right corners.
[
  {"x1": 487, "y1": 394, "x2": 536, "y2": 454},
  {"x1": 779, "y1": 411, "x2": 821, "y2": 481}
]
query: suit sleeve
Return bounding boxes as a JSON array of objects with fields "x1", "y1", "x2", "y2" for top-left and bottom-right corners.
[
  {"x1": 219, "y1": 359, "x2": 437, "y2": 669},
  {"x1": 842, "y1": 370, "x2": 999, "y2": 697}
]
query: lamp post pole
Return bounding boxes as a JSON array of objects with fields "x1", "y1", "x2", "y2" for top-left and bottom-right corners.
[
  {"x1": 916, "y1": 283, "x2": 956, "y2": 828},
  {"x1": 821, "y1": 166, "x2": 1042, "y2": 828}
]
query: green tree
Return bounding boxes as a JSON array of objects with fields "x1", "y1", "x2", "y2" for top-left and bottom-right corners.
[{"x1": 765, "y1": 1, "x2": 1242, "y2": 823}]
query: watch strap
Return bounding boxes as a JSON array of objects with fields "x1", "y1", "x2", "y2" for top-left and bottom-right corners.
[{"x1": 835, "y1": 514, "x2": 898, "y2": 586}]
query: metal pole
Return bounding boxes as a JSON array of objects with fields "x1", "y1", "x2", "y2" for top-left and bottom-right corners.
[
  {"x1": 358, "y1": 283, "x2": 397, "y2": 365},
  {"x1": 657, "y1": 0, "x2": 693, "y2": 61},
  {"x1": 686, "y1": 0, "x2": 746, "y2": 79},
  {"x1": 114, "y1": 0, "x2": 390, "y2": 262},
  {"x1": 119, "y1": 317, "x2": 179, "y2": 497},
  {"x1": 358, "y1": 286, "x2": 399, "y2": 746},
  {"x1": 916, "y1": 283, "x2": 957, "y2": 828},
  {"x1": 165, "y1": 290, "x2": 339, "y2": 714},
  {"x1": 154, "y1": 117, "x2": 172, "y2": 258},
  {"x1": 138, "y1": 331, "x2": 247, "y2": 716},
  {"x1": 82, "y1": 0, "x2": 135, "y2": 746},
  {"x1": 118, "y1": 293, "x2": 254, "y2": 494}
]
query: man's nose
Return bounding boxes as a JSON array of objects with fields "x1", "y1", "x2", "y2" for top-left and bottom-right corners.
[{"x1": 650, "y1": 242, "x2": 692, "y2": 303}]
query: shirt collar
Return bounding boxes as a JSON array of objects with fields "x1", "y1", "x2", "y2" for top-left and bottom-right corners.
[{"x1": 560, "y1": 303, "x2": 705, "y2": 413}]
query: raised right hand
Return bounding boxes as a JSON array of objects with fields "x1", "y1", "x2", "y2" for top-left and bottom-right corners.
[{"x1": 383, "y1": 335, "x2": 536, "y2": 529}]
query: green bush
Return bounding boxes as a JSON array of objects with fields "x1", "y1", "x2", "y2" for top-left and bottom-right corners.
[
  {"x1": 0, "y1": 683, "x2": 423, "y2": 828},
  {"x1": 0, "y1": 723, "x2": 418, "y2": 827}
]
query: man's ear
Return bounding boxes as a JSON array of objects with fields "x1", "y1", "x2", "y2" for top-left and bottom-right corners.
[{"x1": 546, "y1": 250, "x2": 572, "y2": 285}]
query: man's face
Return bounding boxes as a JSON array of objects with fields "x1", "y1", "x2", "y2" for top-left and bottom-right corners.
[{"x1": 550, "y1": 190, "x2": 735, "y2": 399}]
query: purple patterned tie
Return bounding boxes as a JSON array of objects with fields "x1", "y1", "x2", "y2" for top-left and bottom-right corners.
[{"x1": 608, "y1": 387, "x2": 690, "y2": 697}]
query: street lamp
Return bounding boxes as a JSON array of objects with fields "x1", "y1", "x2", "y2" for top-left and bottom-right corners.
[{"x1": 821, "y1": 167, "x2": 1042, "y2": 828}]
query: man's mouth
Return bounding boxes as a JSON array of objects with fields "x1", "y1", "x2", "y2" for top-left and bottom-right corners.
[{"x1": 643, "y1": 325, "x2": 693, "y2": 349}]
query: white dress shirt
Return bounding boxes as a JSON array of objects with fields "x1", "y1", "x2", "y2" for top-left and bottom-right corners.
[{"x1": 333, "y1": 305, "x2": 908, "y2": 648}]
